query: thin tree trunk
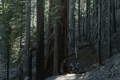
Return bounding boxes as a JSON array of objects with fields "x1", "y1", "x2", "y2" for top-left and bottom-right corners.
[
  {"x1": 78, "y1": 0, "x2": 81, "y2": 41},
  {"x1": 97, "y1": 0, "x2": 102, "y2": 64},
  {"x1": 86, "y1": 0, "x2": 91, "y2": 41},
  {"x1": 25, "y1": 0, "x2": 32, "y2": 79}
]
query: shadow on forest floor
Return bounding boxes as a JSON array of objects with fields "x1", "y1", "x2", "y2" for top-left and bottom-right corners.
[{"x1": 46, "y1": 53, "x2": 120, "y2": 80}]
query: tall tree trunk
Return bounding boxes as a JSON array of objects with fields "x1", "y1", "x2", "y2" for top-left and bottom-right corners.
[
  {"x1": 25, "y1": 0, "x2": 32, "y2": 79},
  {"x1": 78, "y1": 0, "x2": 81, "y2": 41},
  {"x1": 111, "y1": 0, "x2": 117, "y2": 33},
  {"x1": 52, "y1": 0, "x2": 69, "y2": 74},
  {"x1": 97, "y1": 0, "x2": 102, "y2": 64},
  {"x1": 58, "y1": 0, "x2": 69, "y2": 73},
  {"x1": 86, "y1": 0, "x2": 91, "y2": 41},
  {"x1": 53, "y1": 0, "x2": 58, "y2": 75},
  {"x1": 76, "y1": 0, "x2": 81, "y2": 58},
  {"x1": 36, "y1": 0, "x2": 45, "y2": 79},
  {"x1": 53, "y1": 23, "x2": 59, "y2": 74},
  {"x1": 46, "y1": 0, "x2": 55, "y2": 76},
  {"x1": 97, "y1": 0, "x2": 111, "y2": 64},
  {"x1": 68, "y1": 0, "x2": 76, "y2": 56}
]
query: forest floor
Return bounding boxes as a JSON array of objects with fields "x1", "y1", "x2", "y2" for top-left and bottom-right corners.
[{"x1": 46, "y1": 53, "x2": 120, "y2": 80}]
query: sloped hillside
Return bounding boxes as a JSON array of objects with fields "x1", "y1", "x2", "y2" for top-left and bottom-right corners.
[{"x1": 46, "y1": 54, "x2": 120, "y2": 80}]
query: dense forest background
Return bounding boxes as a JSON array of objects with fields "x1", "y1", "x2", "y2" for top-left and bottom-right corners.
[{"x1": 0, "y1": 0, "x2": 120, "y2": 80}]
